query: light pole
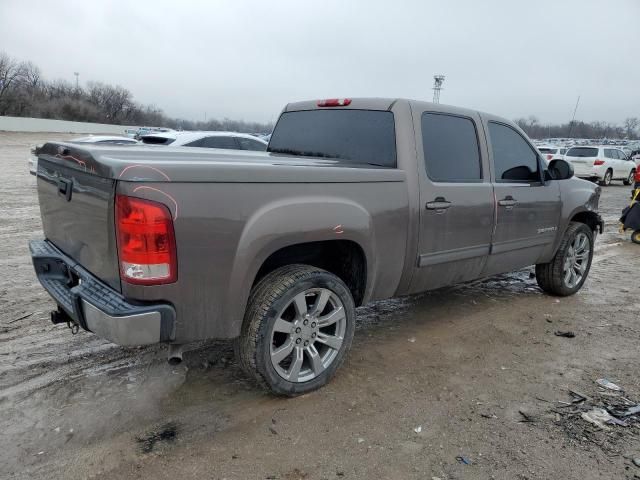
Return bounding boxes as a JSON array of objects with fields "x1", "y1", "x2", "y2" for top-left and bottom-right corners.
[{"x1": 74, "y1": 72, "x2": 79, "y2": 90}]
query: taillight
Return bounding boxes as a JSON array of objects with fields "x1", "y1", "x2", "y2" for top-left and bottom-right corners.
[
  {"x1": 115, "y1": 194, "x2": 177, "y2": 285},
  {"x1": 547, "y1": 154, "x2": 553, "y2": 160},
  {"x1": 635, "y1": 169, "x2": 640, "y2": 182},
  {"x1": 593, "y1": 159, "x2": 605, "y2": 166},
  {"x1": 317, "y1": 98, "x2": 351, "y2": 107}
]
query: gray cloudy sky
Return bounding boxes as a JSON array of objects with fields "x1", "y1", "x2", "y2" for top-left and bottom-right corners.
[{"x1": 1, "y1": 0, "x2": 638, "y2": 124}]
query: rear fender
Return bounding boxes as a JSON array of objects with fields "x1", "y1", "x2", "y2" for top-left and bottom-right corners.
[{"x1": 224, "y1": 196, "x2": 375, "y2": 336}]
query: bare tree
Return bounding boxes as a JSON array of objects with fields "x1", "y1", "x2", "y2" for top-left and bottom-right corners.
[{"x1": 623, "y1": 117, "x2": 639, "y2": 139}]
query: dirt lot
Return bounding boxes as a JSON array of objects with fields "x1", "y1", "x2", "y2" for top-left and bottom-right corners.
[{"x1": 1, "y1": 132, "x2": 639, "y2": 480}]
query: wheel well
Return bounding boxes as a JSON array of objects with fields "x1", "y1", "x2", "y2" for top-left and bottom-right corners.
[
  {"x1": 254, "y1": 240, "x2": 367, "y2": 306},
  {"x1": 571, "y1": 211, "x2": 601, "y2": 233}
]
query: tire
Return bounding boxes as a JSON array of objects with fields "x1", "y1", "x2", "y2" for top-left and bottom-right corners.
[
  {"x1": 632, "y1": 230, "x2": 640, "y2": 245},
  {"x1": 535, "y1": 222, "x2": 594, "y2": 296},
  {"x1": 623, "y1": 169, "x2": 635, "y2": 186},
  {"x1": 235, "y1": 264, "x2": 356, "y2": 396},
  {"x1": 599, "y1": 169, "x2": 613, "y2": 186}
]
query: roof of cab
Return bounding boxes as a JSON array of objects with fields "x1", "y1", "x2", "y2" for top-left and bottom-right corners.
[{"x1": 283, "y1": 97, "x2": 511, "y2": 125}]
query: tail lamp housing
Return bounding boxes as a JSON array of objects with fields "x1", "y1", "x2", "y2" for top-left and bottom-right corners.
[
  {"x1": 115, "y1": 194, "x2": 177, "y2": 285},
  {"x1": 593, "y1": 159, "x2": 605, "y2": 166}
]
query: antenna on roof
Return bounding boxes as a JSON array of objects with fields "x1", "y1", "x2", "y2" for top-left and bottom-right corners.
[{"x1": 432, "y1": 75, "x2": 445, "y2": 104}]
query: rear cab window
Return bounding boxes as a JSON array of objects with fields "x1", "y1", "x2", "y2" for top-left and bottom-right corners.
[
  {"x1": 268, "y1": 109, "x2": 396, "y2": 167},
  {"x1": 421, "y1": 113, "x2": 482, "y2": 182},
  {"x1": 488, "y1": 122, "x2": 540, "y2": 182}
]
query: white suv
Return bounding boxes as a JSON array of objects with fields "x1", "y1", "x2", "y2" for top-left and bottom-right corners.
[
  {"x1": 564, "y1": 146, "x2": 636, "y2": 186},
  {"x1": 537, "y1": 145, "x2": 567, "y2": 163}
]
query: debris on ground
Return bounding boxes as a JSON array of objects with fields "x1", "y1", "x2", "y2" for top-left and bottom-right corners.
[
  {"x1": 581, "y1": 408, "x2": 614, "y2": 430},
  {"x1": 596, "y1": 378, "x2": 622, "y2": 391},
  {"x1": 633, "y1": 458, "x2": 640, "y2": 468},
  {"x1": 519, "y1": 409, "x2": 538, "y2": 423},
  {"x1": 413, "y1": 425, "x2": 422, "y2": 433},
  {"x1": 455, "y1": 455, "x2": 472, "y2": 465},
  {"x1": 549, "y1": 382, "x2": 640, "y2": 456},
  {"x1": 408, "y1": 337, "x2": 416, "y2": 343},
  {"x1": 136, "y1": 422, "x2": 178, "y2": 453},
  {"x1": 554, "y1": 330, "x2": 575, "y2": 338}
]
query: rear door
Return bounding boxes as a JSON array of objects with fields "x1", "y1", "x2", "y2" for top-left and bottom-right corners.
[
  {"x1": 482, "y1": 120, "x2": 561, "y2": 276},
  {"x1": 409, "y1": 109, "x2": 495, "y2": 293}
]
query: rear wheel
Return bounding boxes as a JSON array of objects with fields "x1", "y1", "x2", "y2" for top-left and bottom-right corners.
[
  {"x1": 632, "y1": 230, "x2": 640, "y2": 245},
  {"x1": 599, "y1": 169, "x2": 613, "y2": 186},
  {"x1": 623, "y1": 169, "x2": 636, "y2": 186},
  {"x1": 235, "y1": 264, "x2": 355, "y2": 396},
  {"x1": 535, "y1": 222, "x2": 594, "y2": 296}
]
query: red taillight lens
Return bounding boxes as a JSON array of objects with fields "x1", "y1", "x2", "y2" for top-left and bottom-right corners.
[
  {"x1": 635, "y1": 169, "x2": 640, "y2": 182},
  {"x1": 593, "y1": 159, "x2": 605, "y2": 166},
  {"x1": 317, "y1": 98, "x2": 351, "y2": 107},
  {"x1": 547, "y1": 154, "x2": 553, "y2": 160},
  {"x1": 115, "y1": 195, "x2": 177, "y2": 285}
]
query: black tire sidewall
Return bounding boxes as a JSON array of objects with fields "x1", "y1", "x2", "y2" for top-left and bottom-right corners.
[
  {"x1": 255, "y1": 272, "x2": 356, "y2": 396},
  {"x1": 632, "y1": 230, "x2": 640, "y2": 245},
  {"x1": 601, "y1": 170, "x2": 612, "y2": 186}
]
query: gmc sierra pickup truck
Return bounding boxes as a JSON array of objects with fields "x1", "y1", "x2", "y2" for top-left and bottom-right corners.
[{"x1": 30, "y1": 98, "x2": 603, "y2": 395}]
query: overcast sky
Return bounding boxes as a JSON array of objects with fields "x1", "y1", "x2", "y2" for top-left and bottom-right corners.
[{"x1": 1, "y1": 0, "x2": 638, "y2": 124}]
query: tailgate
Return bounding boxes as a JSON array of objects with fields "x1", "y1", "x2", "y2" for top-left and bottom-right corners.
[{"x1": 37, "y1": 152, "x2": 121, "y2": 292}]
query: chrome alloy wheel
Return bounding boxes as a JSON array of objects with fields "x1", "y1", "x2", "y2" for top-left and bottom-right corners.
[
  {"x1": 270, "y1": 288, "x2": 346, "y2": 383},
  {"x1": 563, "y1": 232, "x2": 590, "y2": 289}
]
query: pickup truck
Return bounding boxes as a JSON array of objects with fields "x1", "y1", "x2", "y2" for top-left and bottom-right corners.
[{"x1": 30, "y1": 98, "x2": 604, "y2": 396}]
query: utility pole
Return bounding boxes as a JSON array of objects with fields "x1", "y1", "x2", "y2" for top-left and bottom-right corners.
[
  {"x1": 73, "y1": 72, "x2": 79, "y2": 90},
  {"x1": 432, "y1": 75, "x2": 445, "y2": 104},
  {"x1": 567, "y1": 95, "x2": 580, "y2": 138}
]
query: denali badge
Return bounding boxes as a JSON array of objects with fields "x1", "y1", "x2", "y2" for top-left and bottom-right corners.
[{"x1": 537, "y1": 226, "x2": 557, "y2": 234}]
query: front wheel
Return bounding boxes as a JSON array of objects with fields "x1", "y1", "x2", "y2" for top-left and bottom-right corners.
[
  {"x1": 535, "y1": 222, "x2": 594, "y2": 296},
  {"x1": 632, "y1": 230, "x2": 640, "y2": 245},
  {"x1": 599, "y1": 169, "x2": 613, "y2": 186},
  {"x1": 235, "y1": 264, "x2": 356, "y2": 396},
  {"x1": 623, "y1": 169, "x2": 636, "y2": 186}
]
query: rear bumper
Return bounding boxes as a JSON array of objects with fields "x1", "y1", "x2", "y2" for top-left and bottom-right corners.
[{"x1": 30, "y1": 240, "x2": 175, "y2": 346}]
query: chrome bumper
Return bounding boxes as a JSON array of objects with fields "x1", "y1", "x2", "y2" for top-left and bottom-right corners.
[{"x1": 30, "y1": 240, "x2": 175, "y2": 346}]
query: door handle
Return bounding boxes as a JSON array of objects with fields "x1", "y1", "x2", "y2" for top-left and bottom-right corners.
[
  {"x1": 426, "y1": 197, "x2": 452, "y2": 210},
  {"x1": 498, "y1": 196, "x2": 517, "y2": 208}
]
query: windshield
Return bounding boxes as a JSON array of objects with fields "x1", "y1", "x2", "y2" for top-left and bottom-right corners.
[
  {"x1": 538, "y1": 148, "x2": 557, "y2": 154},
  {"x1": 268, "y1": 109, "x2": 396, "y2": 167},
  {"x1": 566, "y1": 147, "x2": 598, "y2": 157}
]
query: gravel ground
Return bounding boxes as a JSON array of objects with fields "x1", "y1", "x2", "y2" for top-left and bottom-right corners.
[{"x1": 1, "y1": 132, "x2": 639, "y2": 480}]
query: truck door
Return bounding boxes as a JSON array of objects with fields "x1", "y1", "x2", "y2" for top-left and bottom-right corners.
[
  {"x1": 481, "y1": 120, "x2": 561, "y2": 277},
  {"x1": 408, "y1": 109, "x2": 495, "y2": 293}
]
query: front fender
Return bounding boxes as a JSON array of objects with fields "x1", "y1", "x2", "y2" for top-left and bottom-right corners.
[
  {"x1": 543, "y1": 178, "x2": 602, "y2": 261},
  {"x1": 224, "y1": 196, "x2": 375, "y2": 336}
]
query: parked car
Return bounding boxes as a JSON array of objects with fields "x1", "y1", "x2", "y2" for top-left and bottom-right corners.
[
  {"x1": 564, "y1": 146, "x2": 636, "y2": 186},
  {"x1": 141, "y1": 131, "x2": 268, "y2": 151},
  {"x1": 537, "y1": 145, "x2": 568, "y2": 163},
  {"x1": 28, "y1": 135, "x2": 139, "y2": 175},
  {"x1": 30, "y1": 98, "x2": 603, "y2": 396}
]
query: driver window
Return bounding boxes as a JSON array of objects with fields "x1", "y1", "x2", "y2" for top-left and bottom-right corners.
[{"x1": 488, "y1": 122, "x2": 540, "y2": 183}]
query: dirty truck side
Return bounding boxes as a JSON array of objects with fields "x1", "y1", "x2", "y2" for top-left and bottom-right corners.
[{"x1": 31, "y1": 98, "x2": 603, "y2": 395}]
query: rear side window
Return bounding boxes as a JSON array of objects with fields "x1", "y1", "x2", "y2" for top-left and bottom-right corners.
[
  {"x1": 269, "y1": 110, "x2": 396, "y2": 167},
  {"x1": 488, "y1": 122, "x2": 540, "y2": 182},
  {"x1": 566, "y1": 147, "x2": 598, "y2": 157},
  {"x1": 237, "y1": 137, "x2": 267, "y2": 151},
  {"x1": 604, "y1": 149, "x2": 616, "y2": 159},
  {"x1": 202, "y1": 136, "x2": 239, "y2": 149},
  {"x1": 421, "y1": 113, "x2": 481, "y2": 182}
]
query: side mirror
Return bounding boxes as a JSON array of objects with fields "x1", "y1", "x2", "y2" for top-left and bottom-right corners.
[{"x1": 546, "y1": 159, "x2": 574, "y2": 180}]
